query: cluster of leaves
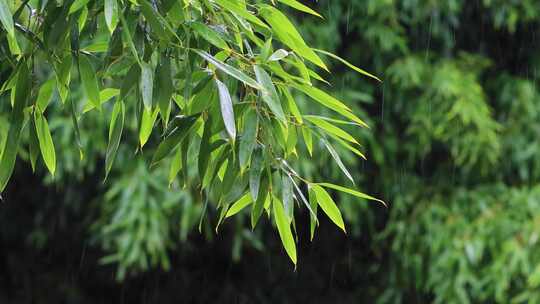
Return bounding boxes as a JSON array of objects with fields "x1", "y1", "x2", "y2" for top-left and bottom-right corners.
[{"x1": 0, "y1": 0, "x2": 384, "y2": 269}]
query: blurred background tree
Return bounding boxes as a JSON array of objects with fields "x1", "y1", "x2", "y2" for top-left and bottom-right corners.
[{"x1": 2, "y1": 0, "x2": 540, "y2": 303}]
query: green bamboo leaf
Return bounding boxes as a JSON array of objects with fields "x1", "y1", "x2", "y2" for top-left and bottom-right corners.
[
  {"x1": 140, "y1": 62, "x2": 154, "y2": 110},
  {"x1": 226, "y1": 193, "x2": 252, "y2": 218},
  {"x1": 0, "y1": 64, "x2": 29, "y2": 191},
  {"x1": 258, "y1": 4, "x2": 327, "y2": 70},
  {"x1": 251, "y1": 173, "x2": 269, "y2": 229},
  {"x1": 68, "y1": 0, "x2": 90, "y2": 14},
  {"x1": 0, "y1": 0, "x2": 14, "y2": 38},
  {"x1": 215, "y1": 79, "x2": 236, "y2": 141},
  {"x1": 139, "y1": 107, "x2": 158, "y2": 147},
  {"x1": 213, "y1": 0, "x2": 268, "y2": 29},
  {"x1": 276, "y1": 0, "x2": 322, "y2": 18},
  {"x1": 316, "y1": 183, "x2": 387, "y2": 207},
  {"x1": 36, "y1": 78, "x2": 56, "y2": 113},
  {"x1": 324, "y1": 139, "x2": 354, "y2": 184},
  {"x1": 268, "y1": 49, "x2": 289, "y2": 62},
  {"x1": 151, "y1": 115, "x2": 198, "y2": 165},
  {"x1": 282, "y1": 173, "x2": 294, "y2": 223},
  {"x1": 308, "y1": 185, "x2": 318, "y2": 241},
  {"x1": 314, "y1": 48, "x2": 381, "y2": 82},
  {"x1": 119, "y1": 13, "x2": 141, "y2": 65},
  {"x1": 105, "y1": 99, "x2": 125, "y2": 180},
  {"x1": 168, "y1": 146, "x2": 183, "y2": 186},
  {"x1": 294, "y1": 84, "x2": 369, "y2": 128},
  {"x1": 239, "y1": 108, "x2": 258, "y2": 171},
  {"x1": 28, "y1": 115, "x2": 39, "y2": 172},
  {"x1": 311, "y1": 184, "x2": 346, "y2": 233},
  {"x1": 55, "y1": 55, "x2": 72, "y2": 104},
  {"x1": 282, "y1": 87, "x2": 302, "y2": 123},
  {"x1": 83, "y1": 88, "x2": 120, "y2": 113},
  {"x1": 273, "y1": 195, "x2": 297, "y2": 265},
  {"x1": 104, "y1": 0, "x2": 119, "y2": 34},
  {"x1": 198, "y1": 118, "x2": 213, "y2": 181},
  {"x1": 305, "y1": 115, "x2": 359, "y2": 145},
  {"x1": 79, "y1": 54, "x2": 101, "y2": 109},
  {"x1": 194, "y1": 50, "x2": 262, "y2": 90},
  {"x1": 249, "y1": 148, "x2": 263, "y2": 201},
  {"x1": 34, "y1": 111, "x2": 56, "y2": 175},
  {"x1": 140, "y1": 0, "x2": 170, "y2": 41},
  {"x1": 254, "y1": 65, "x2": 286, "y2": 123},
  {"x1": 301, "y1": 126, "x2": 313, "y2": 156},
  {"x1": 156, "y1": 56, "x2": 173, "y2": 126},
  {"x1": 192, "y1": 22, "x2": 229, "y2": 49}
]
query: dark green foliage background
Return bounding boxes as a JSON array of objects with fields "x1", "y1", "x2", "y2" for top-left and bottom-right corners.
[{"x1": 2, "y1": 0, "x2": 540, "y2": 303}]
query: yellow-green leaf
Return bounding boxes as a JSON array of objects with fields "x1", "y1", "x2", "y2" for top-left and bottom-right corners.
[
  {"x1": 273, "y1": 195, "x2": 297, "y2": 265},
  {"x1": 34, "y1": 111, "x2": 56, "y2": 175},
  {"x1": 316, "y1": 183, "x2": 387, "y2": 207},
  {"x1": 311, "y1": 184, "x2": 346, "y2": 233}
]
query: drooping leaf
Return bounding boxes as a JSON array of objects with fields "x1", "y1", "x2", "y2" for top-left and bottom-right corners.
[
  {"x1": 151, "y1": 115, "x2": 199, "y2": 165},
  {"x1": 314, "y1": 48, "x2": 381, "y2": 82},
  {"x1": 251, "y1": 173, "x2": 269, "y2": 229},
  {"x1": 104, "y1": 0, "x2": 119, "y2": 34},
  {"x1": 34, "y1": 110, "x2": 56, "y2": 175},
  {"x1": 254, "y1": 65, "x2": 286, "y2": 123},
  {"x1": 308, "y1": 185, "x2": 318, "y2": 241},
  {"x1": 140, "y1": 62, "x2": 154, "y2": 110},
  {"x1": 215, "y1": 78, "x2": 236, "y2": 141},
  {"x1": 311, "y1": 184, "x2": 346, "y2": 233},
  {"x1": 249, "y1": 148, "x2": 263, "y2": 201},
  {"x1": 0, "y1": 64, "x2": 29, "y2": 192},
  {"x1": 36, "y1": 78, "x2": 56, "y2": 113},
  {"x1": 273, "y1": 195, "x2": 297, "y2": 265},
  {"x1": 239, "y1": 108, "x2": 258, "y2": 171},
  {"x1": 0, "y1": 0, "x2": 14, "y2": 37},
  {"x1": 226, "y1": 193, "x2": 252, "y2": 218},
  {"x1": 316, "y1": 183, "x2": 387, "y2": 207},
  {"x1": 139, "y1": 107, "x2": 158, "y2": 147},
  {"x1": 78, "y1": 54, "x2": 101, "y2": 109},
  {"x1": 105, "y1": 99, "x2": 125, "y2": 180}
]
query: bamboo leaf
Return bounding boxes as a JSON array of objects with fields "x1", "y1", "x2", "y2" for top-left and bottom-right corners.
[
  {"x1": 314, "y1": 48, "x2": 381, "y2": 82},
  {"x1": 104, "y1": 0, "x2": 119, "y2": 34},
  {"x1": 79, "y1": 54, "x2": 101, "y2": 109},
  {"x1": 140, "y1": 62, "x2": 154, "y2": 110},
  {"x1": 316, "y1": 183, "x2": 387, "y2": 207},
  {"x1": 0, "y1": 0, "x2": 14, "y2": 37},
  {"x1": 239, "y1": 108, "x2": 258, "y2": 171},
  {"x1": 0, "y1": 64, "x2": 29, "y2": 191},
  {"x1": 194, "y1": 50, "x2": 262, "y2": 90},
  {"x1": 192, "y1": 22, "x2": 229, "y2": 49},
  {"x1": 254, "y1": 65, "x2": 286, "y2": 123},
  {"x1": 34, "y1": 110, "x2": 56, "y2": 175},
  {"x1": 273, "y1": 195, "x2": 297, "y2": 265},
  {"x1": 311, "y1": 184, "x2": 346, "y2": 233},
  {"x1": 276, "y1": 0, "x2": 322, "y2": 18},
  {"x1": 226, "y1": 193, "x2": 252, "y2": 218},
  {"x1": 215, "y1": 79, "x2": 237, "y2": 141},
  {"x1": 151, "y1": 115, "x2": 198, "y2": 165},
  {"x1": 105, "y1": 99, "x2": 125, "y2": 180},
  {"x1": 305, "y1": 115, "x2": 359, "y2": 145}
]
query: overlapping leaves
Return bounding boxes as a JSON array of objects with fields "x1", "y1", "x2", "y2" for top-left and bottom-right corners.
[{"x1": 0, "y1": 0, "x2": 383, "y2": 265}]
